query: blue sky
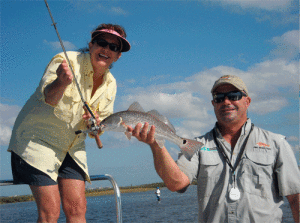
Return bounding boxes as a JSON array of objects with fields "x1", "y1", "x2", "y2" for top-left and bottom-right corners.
[{"x1": 1, "y1": 0, "x2": 299, "y2": 196}]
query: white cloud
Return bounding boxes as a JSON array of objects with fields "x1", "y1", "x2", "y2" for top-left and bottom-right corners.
[
  {"x1": 169, "y1": 147, "x2": 180, "y2": 160},
  {"x1": 269, "y1": 30, "x2": 299, "y2": 60},
  {"x1": 210, "y1": 0, "x2": 294, "y2": 11},
  {"x1": 249, "y1": 98, "x2": 289, "y2": 115},
  {"x1": 110, "y1": 7, "x2": 128, "y2": 16},
  {"x1": 0, "y1": 104, "x2": 21, "y2": 146},
  {"x1": 69, "y1": 1, "x2": 128, "y2": 16},
  {"x1": 207, "y1": 0, "x2": 297, "y2": 25},
  {"x1": 43, "y1": 40, "x2": 77, "y2": 51},
  {"x1": 287, "y1": 136, "x2": 299, "y2": 142},
  {"x1": 118, "y1": 57, "x2": 298, "y2": 137}
]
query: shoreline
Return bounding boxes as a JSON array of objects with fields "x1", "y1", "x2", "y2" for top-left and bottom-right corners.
[
  {"x1": 0, "y1": 183, "x2": 164, "y2": 205},
  {"x1": 86, "y1": 187, "x2": 155, "y2": 197}
]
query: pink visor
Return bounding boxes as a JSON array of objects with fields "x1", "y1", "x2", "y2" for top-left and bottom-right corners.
[{"x1": 91, "y1": 29, "x2": 131, "y2": 52}]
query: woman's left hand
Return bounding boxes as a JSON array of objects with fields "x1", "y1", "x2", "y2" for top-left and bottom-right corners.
[{"x1": 82, "y1": 106, "x2": 101, "y2": 127}]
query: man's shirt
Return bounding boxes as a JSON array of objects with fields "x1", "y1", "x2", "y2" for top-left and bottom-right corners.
[{"x1": 177, "y1": 119, "x2": 300, "y2": 223}]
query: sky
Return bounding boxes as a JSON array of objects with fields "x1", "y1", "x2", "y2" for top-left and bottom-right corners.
[{"x1": 0, "y1": 0, "x2": 299, "y2": 196}]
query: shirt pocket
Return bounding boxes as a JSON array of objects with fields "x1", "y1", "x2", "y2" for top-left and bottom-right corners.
[
  {"x1": 54, "y1": 82, "x2": 81, "y2": 124},
  {"x1": 198, "y1": 151, "x2": 223, "y2": 197},
  {"x1": 95, "y1": 89, "x2": 115, "y2": 118},
  {"x1": 240, "y1": 148, "x2": 275, "y2": 198}
]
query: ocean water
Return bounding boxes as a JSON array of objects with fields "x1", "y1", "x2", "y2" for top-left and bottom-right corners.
[{"x1": 0, "y1": 185, "x2": 294, "y2": 222}]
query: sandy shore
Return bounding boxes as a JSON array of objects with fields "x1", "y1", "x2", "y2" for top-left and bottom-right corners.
[{"x1": 0, "y1": 187, "x2": 158, "y2": 204}]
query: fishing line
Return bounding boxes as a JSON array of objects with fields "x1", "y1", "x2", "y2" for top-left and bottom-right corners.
[
  {"x1": 44, "y1": 0, "x2": 103, "y2": 148},
  {"x1": 44, "y1": 0, "x2": 95, "y2": 119}
]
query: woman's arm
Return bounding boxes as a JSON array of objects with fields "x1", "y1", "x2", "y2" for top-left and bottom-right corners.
[{"x1": 44, "y1": 60, "x2": 73, "y2": 106}]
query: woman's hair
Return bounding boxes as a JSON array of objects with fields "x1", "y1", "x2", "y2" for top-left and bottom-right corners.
[{"x1": 79, "y1": 23, "x2": 127, "y2": 53}]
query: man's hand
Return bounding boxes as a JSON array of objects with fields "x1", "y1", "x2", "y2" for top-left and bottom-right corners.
[{"x1": 128, "y1": 122, "x2": 156, "y2": 146}]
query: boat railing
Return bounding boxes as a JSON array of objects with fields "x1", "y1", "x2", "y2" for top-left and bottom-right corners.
[{"x1": 0, "y1": 174, "x2": 122, "y2": 223}]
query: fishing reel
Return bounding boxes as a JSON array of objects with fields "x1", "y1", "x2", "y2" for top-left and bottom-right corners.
[{"x1": 75, "y1": 117, "x2": 103, "y2": 149}]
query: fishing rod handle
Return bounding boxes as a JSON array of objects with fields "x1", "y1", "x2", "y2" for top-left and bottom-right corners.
[{"x1": 95, "y1": 134, "x2": 103, "y2": 149}]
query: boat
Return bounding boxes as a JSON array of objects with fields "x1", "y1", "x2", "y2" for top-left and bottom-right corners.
[{"x1": 0, "y1": 174, "x2": 123, "y2": 223}]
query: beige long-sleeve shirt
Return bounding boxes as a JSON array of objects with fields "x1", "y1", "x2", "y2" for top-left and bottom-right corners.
[{"x1": 8, "y1": 51, "x2": 117, "y2": 182}]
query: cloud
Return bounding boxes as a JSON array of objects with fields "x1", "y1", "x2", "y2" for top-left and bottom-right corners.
[
  {"x1": 110, "y1": 7, "x2": 128, "y2": 16},
  {"x1": 118, "y1": 56, "x2": 298, "y2": 137},
  {"x1": 69, "y1": 1, "x2": 128, "y2": 16},
  {"x1": 287, "y1": 136, "x2": 299, "y2": 142},
  {"x1": 268, "y1": 30, "x2": 299, "y2": 60},
  {"x1": 43, "y1": 40, "x2": 77, "y2": 51},
  {"x1": 210, "y1": 0, "x2": 294, "y2": 11},
  {"x1": 0, "y1": 104, "x2": 21, "y2": 146},
  {"x1": 206, "y1": 0, "x2": 297, "y2": 25}
]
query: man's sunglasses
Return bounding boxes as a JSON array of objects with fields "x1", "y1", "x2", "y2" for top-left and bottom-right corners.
[
  {"x1": 213, "y1": 91, "x2": 247, "y2": 103},
  {"x1": 93, "y1": 39, "x2": 120, "y2": 52}
]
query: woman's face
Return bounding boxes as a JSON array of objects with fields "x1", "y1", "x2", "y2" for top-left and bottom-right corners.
[{"x1": 89, "y1": 33, "x2": 122, "y2": 72}]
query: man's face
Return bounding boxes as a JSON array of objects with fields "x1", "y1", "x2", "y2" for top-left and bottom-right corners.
[{"x1": 212, "y1": 84, "x2": 251, "y2": 125}]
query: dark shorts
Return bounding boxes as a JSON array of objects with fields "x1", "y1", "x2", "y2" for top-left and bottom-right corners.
[{"x1": 11, "y1": 152, "x2": 86, "y2": 186}]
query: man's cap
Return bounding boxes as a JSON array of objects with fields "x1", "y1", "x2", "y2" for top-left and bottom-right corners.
[
  {"x1": 91, "y1": 29, "x2": 131, "y2": 52},
  {"x1": 211, "y1": 75, "x2": 249, "y2": 95}
]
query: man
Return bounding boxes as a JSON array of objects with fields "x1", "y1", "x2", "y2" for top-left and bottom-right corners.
[
  {"x1": 129, "y1": 75, "x2": 300, "y2": 222},
  {"x1": 155, "y1": 187, "x2": 161, "y2": 201}
]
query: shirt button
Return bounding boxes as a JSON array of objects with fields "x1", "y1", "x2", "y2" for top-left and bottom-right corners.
[{"x1": 89, "y1": 85, "x2": 92, "y2": 88}]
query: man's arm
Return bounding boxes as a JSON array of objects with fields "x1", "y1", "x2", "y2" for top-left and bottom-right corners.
[
  {"x1": 286, "y1": 194, "x2": 299, "y2": 223},
  {"x1": 129, "y1": 123, "x2": 190, "y2": 192}
]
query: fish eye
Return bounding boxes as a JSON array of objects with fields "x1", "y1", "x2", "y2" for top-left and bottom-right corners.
[{"x1": 183, "y1": 139, "x2": 187, "y2": 144}]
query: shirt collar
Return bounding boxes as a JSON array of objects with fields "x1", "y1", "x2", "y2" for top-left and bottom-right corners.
[{"x1": 214, "y1": 118, "x2": 252, "y2": 138}]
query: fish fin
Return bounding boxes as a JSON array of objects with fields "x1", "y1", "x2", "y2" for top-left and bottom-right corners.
[
  {"x1": 125, "y1": 131, "x2": 132, "y2": 140},
  {"x1": 156, "y1": 138, "x2": 165, "y2": 148},
  {"x1": 179, "y1": 139, "x2": 203, "y2": 161},
  {"x1": 147, "y1": 110, "x2": 176, "y2": 133},
  {"x1": 127, "y1": 102, "x2": 145, "y2": 112}
]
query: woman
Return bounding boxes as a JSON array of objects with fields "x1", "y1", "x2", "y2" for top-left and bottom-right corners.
[{"x1": 8, "y1": 23, "x2": 130, "y2": 222}]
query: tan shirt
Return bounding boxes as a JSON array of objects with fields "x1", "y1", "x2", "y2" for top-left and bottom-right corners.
[{"x1": 8, "y1": 51, "x2": 117, "y2": 182}]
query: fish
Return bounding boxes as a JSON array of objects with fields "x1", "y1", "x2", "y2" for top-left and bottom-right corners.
[{"x1": 99, "y1": 102, "x2": 203, "y2": 160}]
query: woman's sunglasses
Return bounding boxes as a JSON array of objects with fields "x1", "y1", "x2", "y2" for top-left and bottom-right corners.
[
  {"x1": 213, "y1": 91, "x2": 247, "y2": 103},
  {"x1": 92, "y1": 39, "x2": 120, "y2": 52}
]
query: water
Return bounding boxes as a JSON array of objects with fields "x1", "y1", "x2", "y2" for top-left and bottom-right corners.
[{"x1": 0, "y1": 186, "x2": 294, "y2": 222}]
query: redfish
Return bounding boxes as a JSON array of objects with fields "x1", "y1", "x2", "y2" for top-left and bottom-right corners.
[{"x1": 99, "y1": 102, "x2": 203, "y2": 160}]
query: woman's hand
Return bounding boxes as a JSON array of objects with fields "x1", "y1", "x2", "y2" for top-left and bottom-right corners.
[
  {"x1": 82, "y1": 106, "x2": 101, "y2": 126},
  {"x1": 56, "y1": 60, "x2": 73, "y2": 86},
  {"x1": 44, "y1": 60, "x2": 73, "y2": 106}
]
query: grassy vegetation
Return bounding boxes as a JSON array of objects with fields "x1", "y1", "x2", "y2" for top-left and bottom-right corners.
[{"x1": 0, "y1": 182, "x2": 166, "y2": 205}]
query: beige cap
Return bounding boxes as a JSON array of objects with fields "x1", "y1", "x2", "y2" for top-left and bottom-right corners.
[{"x1": 211, "y1": 75, "x2": 248, "y2": 95}]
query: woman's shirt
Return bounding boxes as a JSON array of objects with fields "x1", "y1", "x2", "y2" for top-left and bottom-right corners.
[{"x1": 8, "y1": 51, "x2": 117, "y2": 182}]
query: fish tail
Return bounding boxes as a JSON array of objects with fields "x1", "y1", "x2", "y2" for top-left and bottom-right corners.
[{"x1": 179, "y1": 139, "x2": 203, "y2": 161}]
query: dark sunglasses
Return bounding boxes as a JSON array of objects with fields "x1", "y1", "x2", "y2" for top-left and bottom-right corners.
[
  {"x1": 213, "y1": 91, "x2": 247, "y2": 103},
  {"x1": 92, "y1": 39, "x2": 120, "y2": 52}
]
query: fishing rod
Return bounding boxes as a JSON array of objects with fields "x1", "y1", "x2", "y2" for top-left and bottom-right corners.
[{"x1": 44, "y1": 0, "x2": 103, "y2": 148}]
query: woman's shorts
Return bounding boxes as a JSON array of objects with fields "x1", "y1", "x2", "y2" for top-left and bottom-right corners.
[{"x1": 11, "y1": 152, "x2": 86, "y2": 186}]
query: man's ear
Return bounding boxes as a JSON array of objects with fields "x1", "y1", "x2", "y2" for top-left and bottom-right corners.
[
  {"x1": 211, "y1": 100, "x2": 215, "y2": 107},
  {"x1": 245, "y1": 96, "x2": 251, "y2": 108}
]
